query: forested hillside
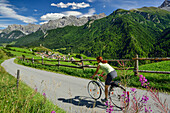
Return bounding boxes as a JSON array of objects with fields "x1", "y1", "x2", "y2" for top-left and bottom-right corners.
[
  {"x1": 149, "y1": 28, "x2": 170, "y2": 57},
  {"x1": 13, "y1": 7, "x2": 170, "y2": 59},
  {"x1": 14, "y1": 30, "x2": 44, "y2": 46}
]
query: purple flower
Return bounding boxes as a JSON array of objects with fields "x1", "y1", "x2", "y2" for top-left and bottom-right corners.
[
  {"x1": 139, "y1": 75, "x2": 143, "y2": 78},
  {"x1": 105, "y1": 101, "x2": 109, "y2": 106},
  {"x1": 43, "y1": 93, "x2": 46, "y2": 96},
  {"x1": 145, "y1": 107, "x2": 148, "y2": 112},
  {"x1": 139, "y1": 75, "x2": 149, "y2": 88},
  {"x1": 130, "y1": 88, "x2": 136, "y2": 92},
  {"x1": 141, "y1": 95, "x2": 149, "y2": 104},
  {"x1": 51, "y1": 111, "x2": 56, "y2": 113},
  {"x1": 106, "y1": 105, "x2": 113, "y2": 113}
]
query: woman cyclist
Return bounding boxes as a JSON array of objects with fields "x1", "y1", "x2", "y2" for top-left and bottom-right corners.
[{"x1": 91, "y1": 56, "x2": 117, "y2": 102}]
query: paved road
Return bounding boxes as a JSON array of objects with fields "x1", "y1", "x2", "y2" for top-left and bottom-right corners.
[{"x1": 1, "y1": 58, "x2": 170, "y2": 113}]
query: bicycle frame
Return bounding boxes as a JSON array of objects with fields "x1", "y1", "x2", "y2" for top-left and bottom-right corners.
[
  {"x1": 95, "y1": 75, "x2": 105, "y2": 92},
  {"x1": 89, "y1": 75, "x2": 129, "y2": 109}
]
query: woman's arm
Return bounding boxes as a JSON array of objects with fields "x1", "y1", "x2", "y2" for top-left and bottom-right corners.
[
  {"x1": 91, "y1": 65, "x2": 100, "y2": 78},
  {"x1": 100, "y1": 71, "x2": 107, "y2": 80}
]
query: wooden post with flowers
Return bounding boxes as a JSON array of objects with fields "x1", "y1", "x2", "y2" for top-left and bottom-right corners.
[{"x1": 134, "y1": 54, "x2": 139, "y2": 76}]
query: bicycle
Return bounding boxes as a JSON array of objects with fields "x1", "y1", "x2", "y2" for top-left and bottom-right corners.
[{"x1": 87, "y1": 74, "x2": 129, "y2": 109}]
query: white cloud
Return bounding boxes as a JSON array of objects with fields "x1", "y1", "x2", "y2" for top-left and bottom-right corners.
[
  {"x1": 41, "y1": 13, "x2": 65, "y2": 21},
  {"x1": 40, "y1": 11, "x2": 82, "y2": 21},
  {"x1": 0, "y1": 0, "x2": 37, "y2": 23},
  {"x1": 40, "y1": 8, "x2": 96, "y2": 21},
  {"x1": 62, "y1": 11, "x2": 82, "y2": 16},
  {"x1": 34, "y1": 9, "x2": 38, "y2": 12},
  {"x1": 39, "y1": 21, "x2": 48, "y2": 25},
  {"x1": 0, "y1": 24, "x2": 8, "y2": 28},
  {"x1": 51, "y1": 2, "x2": 90, "y2": 9},
  {"x1": 51, "y1": 2, "x2": 68, "y2": 8}
]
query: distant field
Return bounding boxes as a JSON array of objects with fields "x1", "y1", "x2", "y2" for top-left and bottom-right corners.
[
  {"x1": 10, "y1": 47, "x2": 33, "y2": 53},
  {"x1": 2, "y1": 47, "x2": 97, "y2": 66}
]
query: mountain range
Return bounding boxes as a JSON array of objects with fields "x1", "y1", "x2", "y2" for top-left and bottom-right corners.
[
  {"x1": 0, "y1": 3, "x2": 169, "y2": 59},
  {"x1": 0, "y1": 13, "x2": 106, "y2": 40},
  {"x1": 13, "y1": 7, "x2": 170, "y2": 59}
]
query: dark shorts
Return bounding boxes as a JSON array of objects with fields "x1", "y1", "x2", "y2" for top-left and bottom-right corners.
[{"x1": 105, "y1": 70, "x2": 117, "y2": 85}]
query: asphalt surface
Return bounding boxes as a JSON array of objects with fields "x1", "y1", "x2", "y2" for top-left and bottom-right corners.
[{"x1": 1, "y1": 58, "x2": 170, "y2": 113}]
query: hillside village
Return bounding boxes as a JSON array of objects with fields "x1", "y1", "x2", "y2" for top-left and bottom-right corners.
[{"x1": 35, "y1": 51, "x2": 75, "y2": 61}]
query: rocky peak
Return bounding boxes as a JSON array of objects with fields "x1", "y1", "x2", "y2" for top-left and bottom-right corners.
[
  {"x1": 40, "y1": 13, "x2": 106, "y2": 32},
  {"x1": 3, "y1": 24, "x2": 40, "y2": 35},
  {"x1": 89, "y1": 13, "x2": 106, "y2": 20},
  {"x1": 159, "y1": 0, "x2": 170, "y2": 11}
]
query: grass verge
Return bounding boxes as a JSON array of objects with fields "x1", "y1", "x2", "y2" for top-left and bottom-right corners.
[{"x1": 0, "y1": 50, "x2": 65, "y2": 113}]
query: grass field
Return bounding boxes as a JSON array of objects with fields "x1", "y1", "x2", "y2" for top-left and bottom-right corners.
[
  {"x1": 2, "y1": 47, "x2": 170, "y2": 93},
  {"x1": 0, "y1": 49, "x2": 65, "y2": 113}
]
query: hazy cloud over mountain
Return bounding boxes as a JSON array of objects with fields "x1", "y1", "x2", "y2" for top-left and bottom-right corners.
[
  {"x1": 40, "y1": 11, "x2": 83, "y2": 21},
  {"x1": 40, "y1": 8, "x2": 96, "y2": 23}
]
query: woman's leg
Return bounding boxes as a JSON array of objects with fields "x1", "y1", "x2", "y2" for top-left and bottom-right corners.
[
  {"x1": 105, "y1": 85, "x2": 109, "y2": 99},
  {"x1": 102, "y1": 72, "x2": 115, "y2": 102}
]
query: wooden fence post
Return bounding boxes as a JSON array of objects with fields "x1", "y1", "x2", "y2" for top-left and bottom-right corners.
[
  {"x1": 58, "y1": 58, "x2": 60, "y2": 68},
  {"x1": 16, "y1": 70, "x2": 20, "y2": 89},
  {"x1": 32, "y1": 57, "x2": 34, "y2": 64},
  {"x1": 134, "y1": 54, "x2": 139, "y2": 76},
  {"x1": 81, "y1": 57, "x2": 84, "y2": 71},
  {"x1": 42, "y1": 57, "x2": 44, "y2": 65}
]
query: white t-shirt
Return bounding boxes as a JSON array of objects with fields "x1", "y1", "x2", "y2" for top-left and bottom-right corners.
[{"x1": 99, "y1": 62, "x2": 114, "y2": 74}]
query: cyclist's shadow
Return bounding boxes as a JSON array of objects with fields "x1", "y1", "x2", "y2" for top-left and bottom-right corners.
[{"x1": 58, "y1": 96, "x2": 121, "y2": 111}]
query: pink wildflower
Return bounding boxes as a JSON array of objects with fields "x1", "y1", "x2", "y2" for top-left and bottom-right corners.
[{"x1": 43, "y1": 93, "x2": 46, "y2": 96}]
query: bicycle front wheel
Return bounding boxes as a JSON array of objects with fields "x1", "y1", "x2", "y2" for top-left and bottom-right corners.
[
  {"x1": 87, "y1": 81, "x2": 102, "y2": 100},
  {"x1": 109, "y1": 86, "x2": 129, "y2": 109}
]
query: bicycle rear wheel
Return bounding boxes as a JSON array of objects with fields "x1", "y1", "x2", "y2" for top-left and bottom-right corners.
[
  {"x1": 87, "y1": 81, "x2": 102, "y2": 100},
  {"x1": 109, "y1": 85, "x2": 129, "y2": 109}
]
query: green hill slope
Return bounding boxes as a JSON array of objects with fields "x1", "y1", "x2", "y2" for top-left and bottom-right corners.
[
  {"x1": 14, "y1": 7, "x2": 170, "y2": 59},
  {"x1": 14, "y1": 30, "x2": 44, "y2": 47}
]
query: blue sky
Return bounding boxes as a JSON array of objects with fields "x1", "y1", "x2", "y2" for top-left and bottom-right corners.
[{"x1": 0, "y1": 0, "x2": 165, "y2": 29}]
